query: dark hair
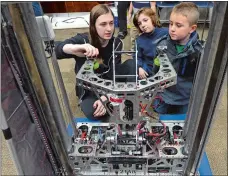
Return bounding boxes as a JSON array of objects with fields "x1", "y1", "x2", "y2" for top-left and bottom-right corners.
[
  {"x1": 89, "y1": 4, "x2": 114, "y2": 50},
  {"x1": 172, "y1": 2, "x2": 199, "y2": 25},
  {"x1": 133, "y1": 7, "x2": 160, "y2": 33}
]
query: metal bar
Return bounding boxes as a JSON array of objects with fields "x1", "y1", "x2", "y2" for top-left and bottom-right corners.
[
  {"x1": 183, "y1": 2, "x2": 228, "y2": 175},
  {"x1": 16, "y1": 3, "x2": 73, "y2": 174},
  {"x1": 112, "y1": 38, "x2": 116, "y2": 88},
  {"x1": 7, "y1": 97, "x2": 26, "y2": 121},
  {"x1": 182, "y1": 49, "x2": 206, "y2": 139},
  {"x1": 4, "y1": 4, "x2": 67, "y2": 174},
  {"x1": 114, "y1": 75, "x2": 137, "y2": 77},
  {"x1": 1, "y1": 21, "x2": 60, "y2": 173},
  {"x1": 51, "y1": 47, "x2": 78, "y2": 137},
  {"x1": 114, "y1": 50, "x2": 136, "y2": 54},
  {"x1": 17, "y1": 3, "x2": 72, "y2": 153},
  {"x1": 135, "y1": 41, "x2": 138, "y2": 88},
  {"x1": 37, "y1": 13, "x2": 77, "y2": 136},
  {"x1": 191, "y1": 42, "x2": 227, "y2": 175}
]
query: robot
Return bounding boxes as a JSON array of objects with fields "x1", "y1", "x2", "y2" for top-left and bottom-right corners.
[
  {"x1": 1, "y1": 2, "x2": 227, "y2": 176},
  {"x1": 69, "y1": 43, "x2": 186, "y2": 175}
]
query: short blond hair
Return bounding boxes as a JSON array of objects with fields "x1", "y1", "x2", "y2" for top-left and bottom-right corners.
[{"x1": 172, "y1": 2, "x2": 200, "y2": 25}]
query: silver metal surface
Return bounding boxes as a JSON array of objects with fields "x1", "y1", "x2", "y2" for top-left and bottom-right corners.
[
  {"x1": 76, "y1": 45, "x2": 177, "y2": 124},
  {"x1": 183, "y1": 2, "x2": 228, "y2": 175},
  {"x1": 18, "y1": 3, "x2": 72, "y2": 152},
  {"x1": 69, "y1": 121, "x2": 186, "y2": 175},
  {"x1": 70, "y1": 45, "x2": 188, "y2": 175}
]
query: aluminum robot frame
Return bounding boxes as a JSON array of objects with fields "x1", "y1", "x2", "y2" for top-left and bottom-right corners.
[{"x1": 68, "y1": 43, "x2": 187, "y2": 175}]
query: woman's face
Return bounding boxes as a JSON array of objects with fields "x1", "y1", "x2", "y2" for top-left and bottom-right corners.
[
  {"x1": 137, "y1": 13, "x2": 155, "y2": 33},
  {"x1": 95, "y1": 12, "x2": 114, "y2": 40}
]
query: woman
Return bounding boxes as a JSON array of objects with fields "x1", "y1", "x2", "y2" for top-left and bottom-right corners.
[{"x1": 55, "y1": 4, "x2": 135, "y2": 121}]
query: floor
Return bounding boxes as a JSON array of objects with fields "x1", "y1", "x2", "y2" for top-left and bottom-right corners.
[{"x1": 1, "y1": 26, "x2": 227, "y2": 175}]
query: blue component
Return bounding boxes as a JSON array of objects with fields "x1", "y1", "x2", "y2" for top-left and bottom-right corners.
[
  {"x1": 32, "y1": 2, "x2": 43, "y2": 16},
  {"x1": 159, "y1": 114, "x2": 186, "y2": 120},
  {"x1": 199, "y1": 152, "x2": 213, "y2": 175},
  {"x1": 156, "y1": 1, "x2": 213, "y2": 8}
]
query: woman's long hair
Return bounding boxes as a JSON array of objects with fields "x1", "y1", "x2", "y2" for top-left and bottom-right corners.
[
  {"x1": 89, "y1": 4, "x2": 114, "y2": 51},
  {"x1": 133, "y1": 7, "x2": 161, "y2": 33}
]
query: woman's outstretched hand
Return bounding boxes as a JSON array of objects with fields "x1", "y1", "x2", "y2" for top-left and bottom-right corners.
[
  {"x1": 63, "y1": 43, "x2": 99, "y2": 57},
  {"x1": 93, "y1": 96, "x2": 108, "y2": 117},
  {"x1": 139, "y1": 67, "x2": 148, "y2": 79}
]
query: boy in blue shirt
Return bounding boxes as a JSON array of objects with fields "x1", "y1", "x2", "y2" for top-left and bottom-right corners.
[
  {"x1": 153, "y1": 2, "x2": 204, "y2": 114},
  {"x1": 128, "y1": 2, "x2": 157, "y2": 52},
  {"x1": 133, "y1": 7, "x2": 168, "y2": 79}
]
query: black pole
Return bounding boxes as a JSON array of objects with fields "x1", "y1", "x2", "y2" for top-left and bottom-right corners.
[
  {"x1": 17, "y1": 2, "x2": 71, "y2": 152},
  {"x1": 183, "y1": 2, "x2": 228, "y2": 175},
  {"x1": 14, "y1": 3, "x2": 73, "y2": 174},
  {"x1": 2, "y1": 3, "x2": 75, "y2": 174}
]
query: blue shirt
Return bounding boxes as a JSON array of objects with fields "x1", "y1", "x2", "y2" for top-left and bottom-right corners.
[
  {"x1": 32, "y1": 2, "x2": 43, "y2": 16},
  {"x1": 156, "y1": 31, "x2": 204, "y2": 105},
  {"x1": 135, "y1": 27, "x2": 168, "y2": 75},
  {"x1": 132, "y1": 1, "x2": 151, "y2": 14}
]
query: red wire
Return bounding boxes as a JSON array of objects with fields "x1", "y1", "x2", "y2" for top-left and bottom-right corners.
[
  {"x1": 173, "y1": 132, "x2": 177, "y2": 139},
  {"x1": 139, "y1": 102, "x2": 167, "y2": 137},
  {"x1": 140, "y1": 95, "x2": 163, "y2": 113},
  {"x1": 140, "y1": 103, "x2": 147, "y2": 113},
  {"x1": 81, "y1": 132, "x2": 87, "y2": 139},
  {"x1": 136, "y1": 122, "x2": 141, "y2": 130},
  {"x1": 147, "y1": 121, "x2": 166, "y2": 137},
  {"x1": 159, "y1": 170, "x2": 169, "y2": 173},
  {"x1": 118, "y1": 125, "x2": 122, "y2": 136},
  {"x1": 139, "y1": 129, "x2": 146, "y2": 134}
]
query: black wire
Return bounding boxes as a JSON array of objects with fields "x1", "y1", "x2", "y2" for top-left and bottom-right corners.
[{"x1": 62, "y1": 17, "x2": 89, "y2": 25}]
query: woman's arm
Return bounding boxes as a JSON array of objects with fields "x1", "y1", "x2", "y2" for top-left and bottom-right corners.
[
  {"x1": 63, "y1": 43, "x2": 99, "y2": 58},
  {"x1": 55, "y1": 34, "x2": 99, "y2": 59},
  {"x1": 93, "y1": 95, "x2": 108, "y2": 117},
  {"x1": 150, "y1": 2, "x2": 156, "y2": 13},
  {"x1": 128, "y1": 2, "x2": 133, "y2": 22}
]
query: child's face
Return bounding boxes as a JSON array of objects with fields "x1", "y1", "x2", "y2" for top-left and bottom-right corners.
[
  {"x1": 137, "y1": 13, "x2": 155, "y2": 33},
  {"x1": 95, "y1": 12, "x2": 114, "y2": 40},
  {"x1": 169, "y1": 12, "x2": 197, "y2": 45}
]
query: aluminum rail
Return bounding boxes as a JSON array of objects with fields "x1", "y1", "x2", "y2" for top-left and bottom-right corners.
[
  {"x1": 182, "y1": 2, "x2": 228, "y2": 175},
  {"x1": 51, "y1": 44, "x2": 78, "y2": 137},
  {"x1": 17, "y1": 2, "x2": 72, "y2": 152},
  {"x1": 15, "y1": 3, "x2": 73, "y2": 174}
]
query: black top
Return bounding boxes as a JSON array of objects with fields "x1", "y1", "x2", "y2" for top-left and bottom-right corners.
[{"x1": 55, "y1": 33, "x2": 122, "y2": 79}]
